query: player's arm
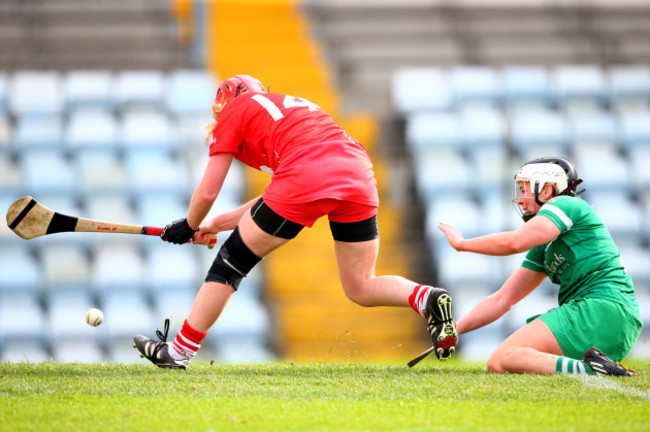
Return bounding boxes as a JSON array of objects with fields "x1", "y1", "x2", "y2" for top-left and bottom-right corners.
[
  {"x1": 438, "y1": 215, "x2": 561, "y2": 256},
  {"x1": 198, "y1": 196, "x2": 261, "y2": 234},
  {"x1": 186, "y1": 152, "x2": 234, "y2": 229},
  {"x1": 456, "y1": 267, "x2": 547, "y2": 335}
]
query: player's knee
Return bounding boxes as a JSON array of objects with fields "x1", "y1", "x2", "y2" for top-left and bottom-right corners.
[
  {"x1": 205, "y1": 227, "x2": 261, "y2": 290},
  {"x1": 341, "y1": 280, "x2": 373, "y2": 306},
  {"x1": 487, "y1": 351, "x2": 507, "y2": 374}
]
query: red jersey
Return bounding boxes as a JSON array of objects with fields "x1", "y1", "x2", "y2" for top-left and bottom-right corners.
[{"x1": 209, "y1": 92, "x2": 379, "y2": 206}]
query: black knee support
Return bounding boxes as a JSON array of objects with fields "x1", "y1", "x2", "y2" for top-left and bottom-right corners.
[
  {"x1": 329, "y1": 214, "x2": 379, "y2": 242},
  {"x1": 205, "y1": 227, "x2": 262, "y2": 290}
]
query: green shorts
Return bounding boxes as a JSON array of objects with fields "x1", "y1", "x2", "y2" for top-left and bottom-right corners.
[{"x1": 538, "y1": 297, "x2": 642, "y2": 362}]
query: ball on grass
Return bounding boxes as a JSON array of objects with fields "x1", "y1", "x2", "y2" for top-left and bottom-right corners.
[{"x1": 85, "y1": 308, "x2": 104, "y2": 327}]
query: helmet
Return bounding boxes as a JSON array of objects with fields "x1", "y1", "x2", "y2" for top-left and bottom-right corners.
[
  {"x1": 214, "y1": 75, "x2": 266, "y2": 110},
  {"x1": 512, "y1": 156, "x2": 582, "y2": 221}
]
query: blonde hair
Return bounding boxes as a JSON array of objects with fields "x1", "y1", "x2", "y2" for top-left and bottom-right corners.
[{"x1": 204, "y1": 103, "x2": 221, "y2": 144}]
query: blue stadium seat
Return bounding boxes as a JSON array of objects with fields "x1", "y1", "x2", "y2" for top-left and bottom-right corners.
[
  {"x1": 587, "y1": 192, "x2": 643, "y2": 247},
  {"x1": 164, "y1": 70, "x2": 217, "y2": 116},
  {"x1": 39, "y1": 243, "x2": 91, "y2": 291},
  {"x1": 405, "y1": 112, "x2": 463, "y2": 156},
  {"x1": 146, "y1": 244, "x2": 200, "y2": 295},
  {"x1": 74, "y1": 150, "x2": 128, "y2": 197},
  {"x1": 630, "y1": 147, "x2": 650, "y2": 202},
  {"x1": 136, "y1": 195, "x2": 188, "y2": 228},
  {"x1": 91, "y1": 244, "x2": 146, "y2": 301},
  {"x1": 19, "y1": 149, "x2": 77, "y2": 198},
  {"x1": 119, "y1": 109, "x2": 176, "y2": 154},
  {"x1": 608, "y1": 65, "x2": 650, "y2": 105},
  {"x1": 0, "y1": 113, "x2": 12, "y2": 155},
  {"x1": 0, "y1": 246, "x2": 42, "y2": 294},
  {"x1": 575, "y1": 146, "x2": 631, "y2": 193},
  {"x1": 114, "y1": 70, "x2": 166, "y2": 110},
  {"x1": 52, "y1": 340, "x2": 105, "y2": 363},
  {"x1": 618, "y1": 111, "x2": 650, "y2": 153},
  {"x1": 552, "y1": 65, "x2": 608, "y2": 110},
  {"x1": 501, "y1": 66, "x2": 552, "y2": 108},
  {"x1": 0, "y1": 154, "x2": 21, "y2": 194},
  {"x1": 63, "y1": 70, "x2": 114, "y2": 111},
  {"x1": 0, "y1": 72, "x2": 7, "y2": 114},
  {"x1": 413, "y1": 148, "x2": 473, "y2": 202},
  {"x1": 424, "y1": 195, "x2": 483, "y2": 249},
  {"x1": 83, "y1": 195, "x2": 139, "y2": 245},
  {"x1": 567, "y1": 110, "x2": 619, "y2": 148},
  {"x1": 124, "y1": 152, "x2": 190, "y2": 199},
  {"x1": 9, "y1": 71, "x2": 64, "y2": 117},
  {"x1": 100, "y1": 290, "x2": 155, "y2": 342},
  {"x1": 14, "y1": 115, "x2": 64, "y2": 152},
  {"x1": 0, "y1": 292, "x2": 46, "y2": 348},
  {"x1": 65, "y1": 108, "x2": 118, "y2": 154},
  {"x1": 449, "y1": 66, "x2": 501, "y2": 107},
  {"x1": 391, "y1": 67, "x2": 452, "y2": 114},
  {"x1": 509, "y1": 108, "x2": 570, "y2": 159},
  {"x1": 46, "y1": 290, "x2": 98, "y2": 343},
  {"x1": 0, "y1": 340, "x2": 50, "y2": 363}
]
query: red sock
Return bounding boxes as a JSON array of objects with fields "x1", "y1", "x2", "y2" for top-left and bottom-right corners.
[
  {"x1": 171, "y1": 319, "x2": 207, "y2": 358},
  {"x1": 408, "y1": 284, "x2": 431, "y2": 318}
]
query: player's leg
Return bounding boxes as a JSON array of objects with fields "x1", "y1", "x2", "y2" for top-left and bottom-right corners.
[
  {"x1": 134, "y1": 199, "x2": 301, "y2": 369},
  {"x1": 330, "y1": 212, "x2": 457, "y2": 360},
  {"x1": 487, "y1": 318, "x2": 563, "y2": 374}
]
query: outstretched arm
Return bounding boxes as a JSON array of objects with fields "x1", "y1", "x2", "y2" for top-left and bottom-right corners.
[
  {"x1": 438, "y1": 215, "x2": 561, "y2": 256},
  {"x1": 456, "y1": 267, "x2": 547, "y2": 335}
]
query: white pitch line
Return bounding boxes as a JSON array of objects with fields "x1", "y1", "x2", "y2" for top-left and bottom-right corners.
[{"x1": 570, "y1": 374, "x2": 650, "y2": 400}]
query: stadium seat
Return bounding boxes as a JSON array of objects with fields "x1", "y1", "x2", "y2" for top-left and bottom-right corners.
[
  {"x1": 617, "y1": 243, "x2": 650, "y2": 287},
  {"x1": 75, "y1": 150, "x2": 128, "y2": 197},
  {"x1": 0, "y1": 154, "x2": 21, "y2": 194},
  {"x1": 124, "y1": 152, "x2": 190, "y2": 199},
  {"x1": 164, "y1": 69, "x2": 217, "y2": 116},
  {"x1": 608, "y1": 65, "x2": 650, "y2": 105},
  {"x1": 574, "y1": 146, "x2": 631, "y2": 193},
  {"x1": 390, "y1": 67, "x2": 452, "y2": 114},
  {"x1": 101, "y1": 290, "x2": 155, "y2": 342},
  {"x1": 435, "y1": 248, "x2": 503, "y2": 288},
  {"x1": 424, "y1": 194, "x2": 483, "y2": 248},
  {"x1": 19, "y1": 149, "x2": 77, "y2": 198},
  {"x1": 413, "y1": 148, "x2": 473, "y2": 202},
  {"x1": 405, "y1": 111, "x2": 463, "y2": 156},
  {"x1": 14, "y1": 115, "x2": 64, "y2": 152},
  {"x1": 501, "y1": 66, "x2": 552, "y2": 108},
  {"x1": 552, "y1": 65, "x2": 608, "y2": 111},
  {"x1": 9, "y1": 71, "x2": 64, "y2": 117},
  {"x1": 52, "y1": 340, "x2": 105, "y2": 363},
  {"x1": 628, "y1": 147, "x2": 650, "y2": 201},
  {"x1": 65, "y1": 108, "x2": 118, "y2": 154},
  {"x1": 90, "y1": 243, "x2": 145, "y2": 295},
  {"x1": 0, "y1": 72, "x2": 7, "y2": 114},
  {"x1": 0, "y1": 340, "x2": 50, "y2": 363},
  {"x1": 114, "y1": 70, "x2": 166, "y2": 110},
  {"x1": 0, "y1": 246, "x2": 42, "y2": 293},
  {"x1": 0, "y1": 114, "x2": 12, "y2": 155},
  {"x1": 46, "y1": 290, "x2": 98, "y2": 343},
  {"x1": 449, "y1": 66, "x2": 501, "y2": 107},
  {"x1": 63, "y1": 70, "x2": 114, "y2": 110},
  {"x1": 509, "y1": 108, "x2": 570, "y2": 159},
  {"x1": 136, "y1": 195, "x2": 188, "y2": 228},
  {"x1": 618, "y1": 111, "x2": 650, "y2": 153},
  {"x1": 119, "y1": 108, "x2": 176, "y2": 154},
  {"x1": 39, "y1": 243, "x2": 91, "y2": 290},
  {"x1": 587, "y1": 192, "x2": 643, "y2": 247},
  {"x1": 0, "y1": 292, "x2": 46, "y2": 347},
  {"x1": 567, "y1": 110, "x2": 619, "y2": 149},
  {"x1": 145, "y1": 244, "x2": 200, "y2": 295}
]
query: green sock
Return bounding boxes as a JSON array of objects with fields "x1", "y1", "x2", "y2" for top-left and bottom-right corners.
[{"x1": 556, "y1": 356, "x2": 594, "y2": 375}]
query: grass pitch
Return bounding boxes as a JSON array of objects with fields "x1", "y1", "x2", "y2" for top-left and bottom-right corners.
[{"x1": 1, "y1": 359, "x2": 648, "y2": 431}]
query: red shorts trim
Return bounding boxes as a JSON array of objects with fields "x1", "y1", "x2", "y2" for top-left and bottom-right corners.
[{"x1": 262, "y1": 197, "x2": 378, "y2": 228}]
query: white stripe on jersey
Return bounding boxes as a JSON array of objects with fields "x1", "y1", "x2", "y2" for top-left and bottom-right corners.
[{"x1": 542, "y1": 204, "x2": 573, "y2": 230}]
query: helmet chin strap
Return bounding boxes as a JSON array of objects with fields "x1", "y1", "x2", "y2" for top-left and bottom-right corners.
[{"x1": 522, "y1": 212, "x2": 536, "y2": 222}]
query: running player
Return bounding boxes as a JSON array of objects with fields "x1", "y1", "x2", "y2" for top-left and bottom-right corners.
[
  {"x1": 438, "y1": 157, "x2": 641, "y2": 376},
  {"x1": 133, "y1": 75, "x2": 457, "y2": 369}
]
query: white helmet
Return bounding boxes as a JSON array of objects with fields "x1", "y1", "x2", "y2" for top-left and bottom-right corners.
[{"x1": 512, "y1": 157, "x2": 582, "y2": 221}]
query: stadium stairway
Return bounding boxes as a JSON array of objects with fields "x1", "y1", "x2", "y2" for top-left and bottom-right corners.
[{"x1": 206, "y1": 0, "x2": 424, "y2": 361}]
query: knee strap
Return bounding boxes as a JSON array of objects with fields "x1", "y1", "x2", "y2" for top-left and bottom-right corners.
[{"x1": 205, "y1": 227, "x2": 261, "y2": 290}]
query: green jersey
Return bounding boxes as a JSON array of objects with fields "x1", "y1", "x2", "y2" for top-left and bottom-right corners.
[{"x1": 521, "y1": 196, "x2": 636, "y2": 306}]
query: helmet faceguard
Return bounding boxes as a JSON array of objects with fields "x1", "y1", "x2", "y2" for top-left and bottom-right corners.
[
  {"x1": 512, "y1": 156, "x2": 583, "y2": 222},
  {"x1": 214, "y1": 75, "x2": 266, "y2": 111}
]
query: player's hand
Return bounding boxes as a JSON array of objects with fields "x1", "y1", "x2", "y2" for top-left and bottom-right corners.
[
  {"x1": 161, "y1": 218, "x2": 197, "y2": 244},
  {"x1": 190, "y1": 231, "x2": 217, "y2": 246},
  {"x1": 438, "y1": 222, "x2": 465, "y2": 251}
]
